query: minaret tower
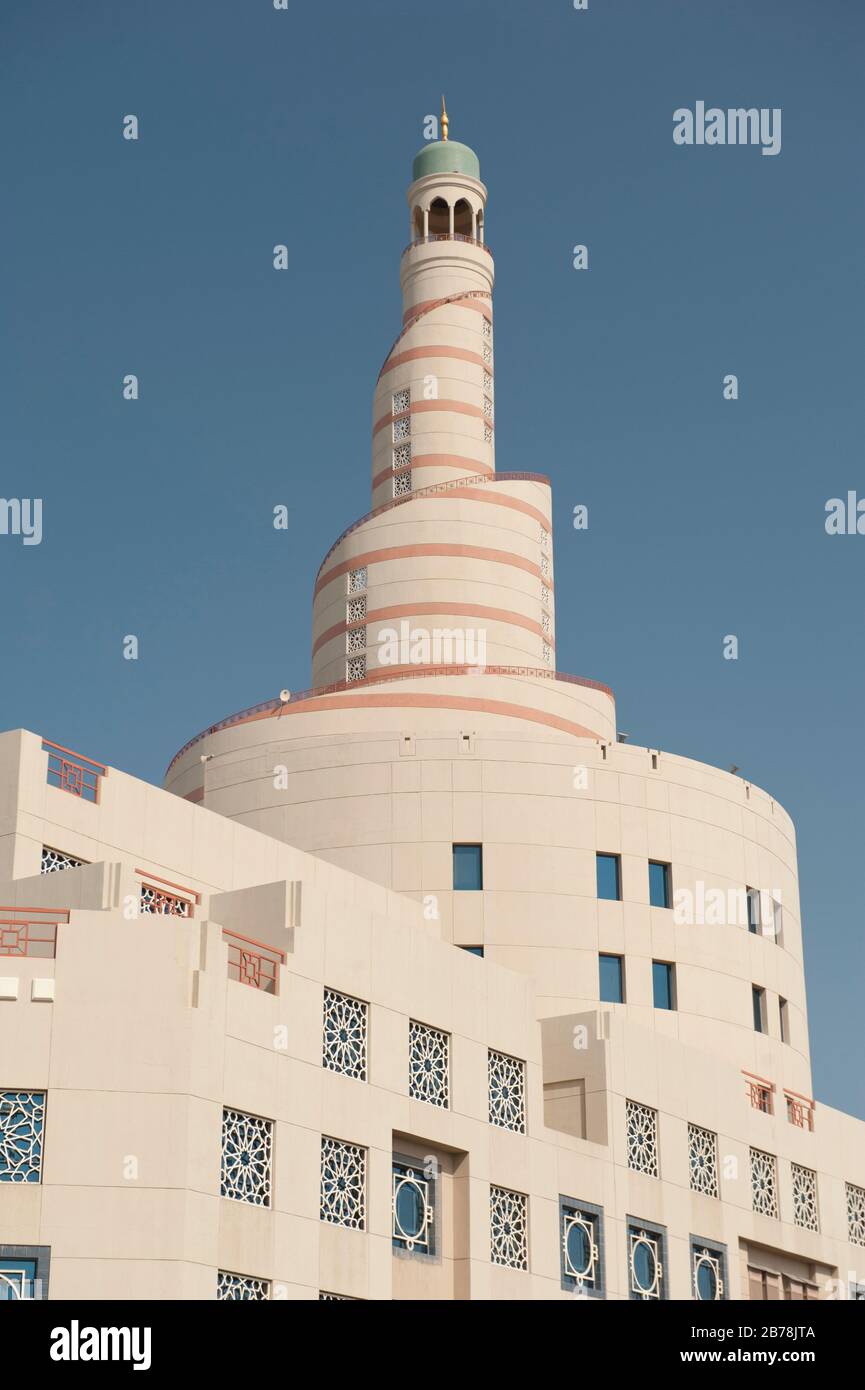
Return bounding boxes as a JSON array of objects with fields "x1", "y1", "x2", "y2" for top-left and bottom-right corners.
[
  {"x1": 371, "y1": 97, "x2": 495, "y2": 507},
  {"x1": 309, "y1": 107, "x2": 587, "y2": 699}
]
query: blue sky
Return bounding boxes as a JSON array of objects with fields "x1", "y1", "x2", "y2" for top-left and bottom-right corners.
[{"x1": 2, "y1": 0, "x2": 863, "y2": 1117}]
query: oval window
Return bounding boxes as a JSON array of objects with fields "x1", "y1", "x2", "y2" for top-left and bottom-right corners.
[
  {"x1": 632, "y1": 1237, "x2": 657, "y2": 1293},
  {"x1": 395, "y1": 1178, "x2": 425, "y2": 1239},
  {"x1": 566, "y1": 1220, "x2": 592, "y2": 1278},
  {"x1": 695, "y1": 1257, "x2": 718, "y2": 1301}
]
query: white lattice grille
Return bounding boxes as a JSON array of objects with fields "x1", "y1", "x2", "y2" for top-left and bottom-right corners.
[
  {"x1": 541, "y1": 584, "x2": 550, "y2": 607},
  {"x1": 347, "y1": 566, "x2": 367, "y2": 594},
  {"x1": 846, "y1": 1182, "x2": 865, "y2": 1246},
  {"x1": 488, "y1": 1050, "x2": 526, "y2": 1133},
  {"x1": 484, "y1": 424, "x2": 492, "y2": 444},
  {"x1": 409, "y1": 1021, "x2": 449, "y2": 1108},
  {"x1": 41, "y1": 845, "x2": 84, "y2": 874},
  {"x1": 561, "y1": 1204, "x2": 599, "y2": 1290},
  {"x1": 392, "y1": 1161, "x2": 434, "y2": 1252},
  {"x1": 540, "y1": 552, "x2": 550, "y2": 579},
  {"x1": 483, "y1": 372, "x2": 492, "y2": 393},
  {"x1": 319, "y1": 1291, "x2": 353, "y2": 1300},
  {"x1": 483, "y1": 342, "x2": 491, "y2": 364},
  {"x1": 346, "y1": 655, "x2": 367, "y2": 682},
  {"x1": 626, "y1": 1100, "x2": 659, "y2": 1177},
  {"x1": 629, "y1": 1226, "x2": 664, "y2": 1299},
  {"x1": 791, "y1": 1163, "x2": 819, "y2": 1231},
  {"x1": 542, "y1": 611, "x2": 551, "y2": 636},
  {"x1": 750, "y1": 1147, "x2": 779, "y2": 1217},
  {"x1": 320, "y1": 1137, "x2": 366, "y2": 1229},
  {"x1": 140, "y1": 884, "x2": 191, "y2": 916},
  {"x1": 0, "y1": 1091, "x2": 45, "y2": 1182},
  {"x1": 392, "y1": 444, "x2": 411, "y2": 470},
  {"x1": 346, "y1": 626, "x2": 366, "y2": 655},
  {"x1": 490, "y1": 1186, "x2": 528, "y2": 1269},
  {"x1": 393, "y1": 416, "x2": 411, "y2": 442},
  {"x1": 220, "y1": 1108, "x2": 272, "y2": 1206},
  {"x1": 346, "y1": 595, "x2": 366, "y2": 624},
  {"x1": 393, "y1": 471, "x2": 412, "y2": 497},
  {"x1": 483, "y1": 396, "x2": 492, "y2": 418},
  {"x1": 688, "y1": 1124, "x2": 719, "y2": 1197},
  {"x1": 539, "y1": 525, "x2": 550, "y2": 547},
  {"x1": 692, "y1": 1246, "x2": 724, "y2": 1301},
  {"x1": 392, "y1": 388, "x2": 410, "y2": 415},
  {"x1": 217, "y1": 1271, "x2": 270, "y2": 1300},
  {"x1": 482, "y1": 317, "x2": 491, "y2": 339},
  {"x1": 542, "y1": 643, "x2": 552, "y2": 665},
  {"x1": 322, "y1": 989, "x2": 368, "y2": 1081}
]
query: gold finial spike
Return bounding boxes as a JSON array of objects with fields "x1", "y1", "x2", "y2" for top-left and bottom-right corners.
[{"x1": 441, "y1": 94, "x2": 449, "y2": 142}]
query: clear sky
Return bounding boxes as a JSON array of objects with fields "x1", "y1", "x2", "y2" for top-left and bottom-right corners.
[{"x1": 2, "y1": 0, "x2": 863, "y2": 1118}]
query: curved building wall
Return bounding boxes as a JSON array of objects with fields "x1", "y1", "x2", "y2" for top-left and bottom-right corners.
[
  {"x1": 312, "y1": 477, "x2": 555, "y2": 686},
  {"x1": 166, "y1": 710, "x2": 810, "y2": 1103}
]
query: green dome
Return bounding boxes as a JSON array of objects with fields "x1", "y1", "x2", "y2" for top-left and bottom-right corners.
[{"x1": 412, "y1": 140, "x2": 480, "y2": 182}]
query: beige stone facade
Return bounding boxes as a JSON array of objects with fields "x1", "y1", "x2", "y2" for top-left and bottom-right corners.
[{"x1": 1, "y1": 128, "x2": 863, "y2": 1302}]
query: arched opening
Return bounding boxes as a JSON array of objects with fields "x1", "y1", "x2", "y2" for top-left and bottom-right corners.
[
  {"x1": 453, "y1": 198, "x2": 473, "y2": 238},
  {"x1": 428, "y1": 197, "x2": 450, "y2": 236}
]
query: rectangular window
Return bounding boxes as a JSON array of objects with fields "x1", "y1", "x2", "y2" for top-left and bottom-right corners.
[
  {"x1": 560, "y1": 1197, "x2": 604, "y2": 1297},
  {"x1": 628, "y1": 1218, "x2": 667, "y2": 1300},
  {"x1": 0, "y1": 1092, "x2": 45, "y2": 1183},
  {"x1": 488, "y1": 1050, "x2": 527, "y2": 1133},
  {"x1": 783, "y1": 1276, "x2": 818, "y2": 1301},
  {"x1": 652, "y1": 961, "x2": 675, "y2": 1011},
  {"x1": 599, "y1": 953, "x2": 624, "y2": 1004},
  {"x1": 772, "y1": 897, "x2": 783, "y2": 945},
  {"x1": 220, "y1": 1108, "x2": 273, "y2": 1207},
  {"x1": 596, "y1": 852, "x2": 621, "y2": 901},
  {"x1": 41, "y1": 846, "x2": 85, "y2": 874},
  {"x1": 320, "y1": 1137, "x2": 366, "y2": 1230},
  {"x1": 392, "y1": 1157, "x2": 435, "y2": 1255},
  {"x1": 779, "y1": 997, "x2": 789, "y2": 1044},
  {"x1": 691, "y1": 1237, "x2": 727, "y2": 1301},
  {"x1": 748, "y1": 1266, "x2": 781, "y2": 1301},
  {"x1": 322, "y1": 989, "x2": 368, "y2": 1082},
  {"x1": 648, "y1": 861, "x2": 671, "y2": 909},
  {"x1": 752, "y1": 985, "x2": 766, "y2": 1034},
  {"x1": 0, "y1": 1246, "x2": 50, "y2": 1300},
  {"x1": 626, "y1": 1100, "x2": 659, "y2": 1177},
  {"x1": 217, "y1": 1271, "x2": 270, "y2": 1300},
  {"x1": 746, "y1": 887, "x2": 761, "y2": 934},
  {"x1": 490, "y1": 1186, "x2": 529, "y2": 1270},
  {"x1": 453, "y1": 843, "x2": 483, "y2": 891}
]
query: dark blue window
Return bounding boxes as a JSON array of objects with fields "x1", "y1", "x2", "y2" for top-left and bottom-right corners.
[
  {"x1": 649, "y1": 861, "x2": 671, "y2": 909},
  {"x1": 460, "y1": 945, "x2": 484, "y2": 957},
  {"x1": 0, "y1": 1247, "x2": 49, "y2": 1299},
  {"x1": 752, "y1": 986, "x2": 765, "y2": 1033},
  {"x1": 599, "y1": 954, "x2": 624, "y2": 1003},
  {"x1": 0, "y1": 1258, "x2": 36, "y2": 1299},
  {"x1": 652, "y1": 961, "x2": 674, "y2": 1010},
  {"x1": 628, "y1": 1219, "x2": 667, "y2": 1300},
  {"x1": 747, "y1": 888, "x2": 760, "y2": 934},
  {"x1": 596, "y1": 853, "x2": 621, "y2": 901},
  {"x1": 560, "y1": 1197, "x2": 604, "y2": 1297},
  {"x1": 690, "y1": 1237, "x2": 727, "y2": 1302},
  {"x1": 392, "y1": 1160, "x2": 434, "y2": 1256},
  {"x1": 453, "y1": 844, "x2": 482, "y2": 891}
]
